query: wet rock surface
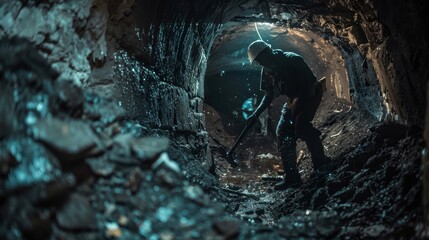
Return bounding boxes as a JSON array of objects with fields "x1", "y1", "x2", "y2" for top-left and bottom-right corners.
[
  {"x1": 1, "y1": 138, "x2": 61, "y2": 194},
  {"x1": 0, "y1": 0, "x2": 108, "y2": 85},
  {"x1": 0, "y1": 36, "x2": 255, "y2": 240}
]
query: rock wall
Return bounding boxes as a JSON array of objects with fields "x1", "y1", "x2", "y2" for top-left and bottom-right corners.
[
  {"x1": 0, "y1": 0, "x2": 261, "y2": 168},
  {"x1": 309, "y1": 0, "x2": 428, "y2": 124},
  {"x1": 104, "y1": 0, "x2": 261, "y2": 166},
  {"x1": 0, "y1": 0, "x2": 108, "y2": 86},
  {"x1": 342, "y1": 47, "x2": 386, "y2": 120},
  {"x1": 425, "y1": 83, "x2": 429, "y2": 224},
  {"x1": 107, "y1": 1, "x2": 221, "y2": 167}
]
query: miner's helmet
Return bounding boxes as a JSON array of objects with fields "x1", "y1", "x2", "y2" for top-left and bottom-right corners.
[{"x1": 247, "y1": 40, "x2": 271, "y2": 64}]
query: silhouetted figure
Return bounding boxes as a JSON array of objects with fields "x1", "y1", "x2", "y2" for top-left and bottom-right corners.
[{"x1": 246, "y1": 40, "x2": 330, "y2": 190}]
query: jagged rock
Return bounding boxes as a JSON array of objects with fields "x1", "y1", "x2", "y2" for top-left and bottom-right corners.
[
  {"x1": 0, "y1": 1, "x2": 426, "y2": 239},
  {"x1": 152, "y1": 153, "x2": 179, "y2": 173},
  {"x1": 84, "y1": 98, "x2": 126, "y2": 125},
  {"x1": 108, "y1": 133, "x2": 139, "y2": 165},
  {"x1": 56, "y1": 80, "x2": 84, "y2": 111},
  {"x1": 370, "y1": 122, "x2": 407, "y2": 146},
  {"x1": 86, "y1": 157, "x2": 115, "y2": 177},
  {"x1": 152, "y1": 153, "x2": 182, "y2": 188},
  {"x1": 0, "y1": 37, "x2": 58, "y2": 133},
  {"x1": 32, "y1": 117, "x2": 98, "y2": 162},
  {"x1": 2, "y1": 138, "x2": 61, "y2": 194},
  {"x1": 56, "y1": 194, "x2": 97, "y2": 231},
  {"x1": 184, "y1": 185, "x2": 209, "y2": 206},
  {"x1": 112, "y1": 133, "x2": 133, "y2": 155},
  {"x1": 107, "y1": 133, "x2": 168, "y2": 168},
  {"x1": 0, "y1": 0, "x2": 108, "y2": 84},
  {"x1": 132, "y1": 136, "x2": 170, "y2": 163}
]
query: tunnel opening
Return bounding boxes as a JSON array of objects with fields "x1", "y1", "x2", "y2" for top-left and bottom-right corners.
[
  {"x1": 201, "y1": 14, "x2": 424, "y2": 235},
  {"x1": 204, "y1": 22, "x2": 354, "y2": 188}
]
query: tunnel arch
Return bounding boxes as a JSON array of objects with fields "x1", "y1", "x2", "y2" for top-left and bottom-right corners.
[
  {"x1": 108, "y1": 4, "x2": 427, "y2": 232},
  {"x1": 202, "y1": 21, "x2": 390, "y2": 148},
  {"x1": 104, "y1": 0, "x2": 428, "y2": 167}
]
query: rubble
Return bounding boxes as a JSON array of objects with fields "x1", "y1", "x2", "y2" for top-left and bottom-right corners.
[
  {"x1": 132, "y1": 136, "x2": 170, "y2": 163},
  {"x1": 86, "y1": 156, "x2": 115, "y2": 177},
  {"x1": 2, "y1": 138, "x2": 61, "y2": 194},
  {"x1": 207, "y1": 95, "x2": 423, "y2": 238},
  {"x1": 55, "y1": 80, "x2": 84, "y2": 114},
  {"x1": 56, "y1": 194, "x2": 98, "y2": 231},
  {"x1": 32, "y1": 118, "x2": 98, "y2": 162}
]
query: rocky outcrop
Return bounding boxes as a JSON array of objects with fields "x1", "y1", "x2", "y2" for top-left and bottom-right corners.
[
  {"x1": 108, "y1": 0, "x2": 261, "y2": 166},
  {"x1": 0, "y1": 0, "x2": 108, "y2": 86},
  {"x1": 305, "y1": 0, "x2": 428, "y2": 123}
]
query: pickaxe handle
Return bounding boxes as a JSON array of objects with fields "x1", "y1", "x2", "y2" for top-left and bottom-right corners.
[{"x1": 226, "y1": 118, "x2": 257, "y2": 161}]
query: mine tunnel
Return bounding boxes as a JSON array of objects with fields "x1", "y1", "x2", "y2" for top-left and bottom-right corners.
[{"x1": 0, "y1": 0, "x2": 428, "y2": 239}]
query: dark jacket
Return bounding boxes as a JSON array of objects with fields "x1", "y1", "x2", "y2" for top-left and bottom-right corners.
[{"x1": 260, "y1": 50, "x2": 317, "y2": 99}]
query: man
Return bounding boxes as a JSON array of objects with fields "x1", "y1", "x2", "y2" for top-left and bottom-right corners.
[{"x1": 247, "y1": 40, "x2": 330, "y2": 190}]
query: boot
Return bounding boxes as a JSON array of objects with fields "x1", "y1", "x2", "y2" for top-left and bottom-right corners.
[{"x1": 274, "y1": 168, "x2": 302, "y2": 190}]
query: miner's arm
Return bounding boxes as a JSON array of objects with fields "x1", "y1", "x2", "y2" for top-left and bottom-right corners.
[{"x1": 248, "y1": 90, "x2": 274, "y2": 125}]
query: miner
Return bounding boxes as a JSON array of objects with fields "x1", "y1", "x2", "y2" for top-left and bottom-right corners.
[{"x1": 246, "y1": 40, "x2": 330, "y2": 190}]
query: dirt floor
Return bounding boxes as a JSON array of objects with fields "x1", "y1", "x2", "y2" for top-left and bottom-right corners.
[{"x1": 205, "y1": 94, "x2": 425, "y2": 239}]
